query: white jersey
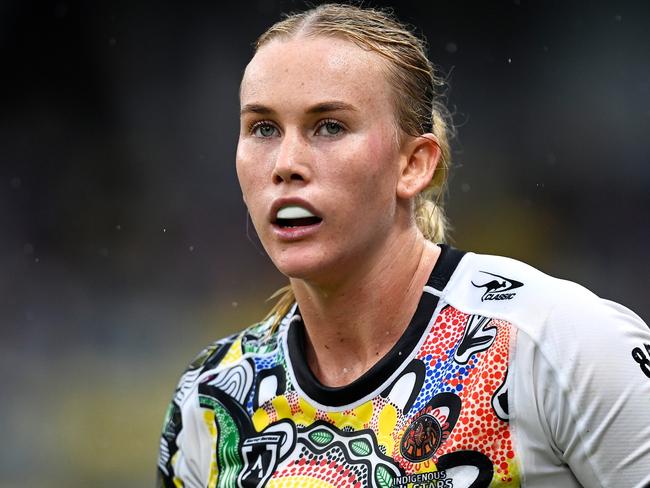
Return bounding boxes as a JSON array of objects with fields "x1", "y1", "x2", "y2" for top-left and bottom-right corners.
[{"x1": 157, "y1": 246, "x2": 650, "y2": 487}]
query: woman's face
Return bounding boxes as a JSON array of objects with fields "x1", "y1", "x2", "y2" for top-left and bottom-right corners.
[{"x1": 237, "y1": 35, "x2": 411, "y2": 284}]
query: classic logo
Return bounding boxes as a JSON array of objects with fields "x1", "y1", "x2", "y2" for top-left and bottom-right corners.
[
  {"x1": 471, "y1": 271, "x2": 523, "y2": 302},
  {"x1": 237, "y1": 434, "x2": 283, "y2": 488},
  {"x1": 400, "y1": 414, "x2": 443, "y2": 462}
]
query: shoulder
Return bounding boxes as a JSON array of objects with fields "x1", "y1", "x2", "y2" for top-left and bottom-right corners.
[
  {"x1": 442, "y1": 250, "x2": 646, "y2": 342},
  {"x1": 171, "y1": 315, "x2": 288, "y2": 407},
  {"x1": 445, "y1": 251, "x2": 595, "y2": 310},
  {"x1": 157, "y1": 314, "x2": 293, "y2": 480},
  {"x1": 443, "y1": 250, "x2": 650, "y2": 387},
  {"x1": 446, "y1": 253, "x2": 650, "y2": 486}
]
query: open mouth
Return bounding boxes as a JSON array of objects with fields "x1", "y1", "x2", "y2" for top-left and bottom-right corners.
[
  {"x1": 274, "y1": 205, "x2": 322, "y2": 228},
  {"x1": 276, "y1": 216, "x2": 322, "y2": 228}
]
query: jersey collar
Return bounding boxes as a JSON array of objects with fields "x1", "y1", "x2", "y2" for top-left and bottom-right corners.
[{"x1": 285, "y1": 244, "x2": 466, "y2": 408}]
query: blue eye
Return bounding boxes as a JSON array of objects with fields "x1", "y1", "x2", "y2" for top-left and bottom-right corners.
[
  {"x1": 252, "y1": 123, "x2": 278, "y2": 137},
  {"x1": 317, "y1": 120, "x2": 343, "y2": 136}
]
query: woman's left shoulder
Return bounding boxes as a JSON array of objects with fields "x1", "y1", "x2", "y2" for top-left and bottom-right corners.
[{"x1": 445, "y1": 250, "x2": 648, "y2": 340}]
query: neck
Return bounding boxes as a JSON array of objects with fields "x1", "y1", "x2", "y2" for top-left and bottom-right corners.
[{"x1": 290, "y1": 233, "x2": 441, "y2": 387}]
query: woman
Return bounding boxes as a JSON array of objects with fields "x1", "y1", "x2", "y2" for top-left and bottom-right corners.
[{"x1": 157, "y1": 4, "x2": 650, "y2": 487}]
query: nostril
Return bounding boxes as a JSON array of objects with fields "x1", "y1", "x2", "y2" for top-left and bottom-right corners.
[{"x1": 273, "y1": 171, "x2": 304, "y2": 184}]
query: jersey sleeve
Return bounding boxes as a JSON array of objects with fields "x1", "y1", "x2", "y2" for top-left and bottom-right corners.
[
  {"x1": 156, "y1": 337, "x2": 238, "y2": 487},
  {"x1": 526, "y1": 294, "x2": 650, "y2": 487},
  {"x1": 156, "y1": 367, "x2": 210, "y2": 487}
]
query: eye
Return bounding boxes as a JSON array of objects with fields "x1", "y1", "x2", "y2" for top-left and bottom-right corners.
[
  {"x1": 316, "y1": 119, "x2": 344, "y2": 137},
  {"x1": 251, "y1": 122, "x2": 279, "y2": 138}
]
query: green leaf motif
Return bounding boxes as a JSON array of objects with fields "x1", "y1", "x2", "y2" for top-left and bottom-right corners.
[
  {"x1": 350, "y1": 439, "x2": 372, "y2": 456},
  {"x1": 375, "y1": 464, "x2": 394, "y2": 488},
  {"x1": 214, "y1": 402, "x2": 242, "y2": 488},
  {"x1": 308, "y1": 429, "x2": 334, "y2": 446}
]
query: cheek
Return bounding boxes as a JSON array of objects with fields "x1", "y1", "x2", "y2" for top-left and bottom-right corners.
[
  {"x1": 236, "y1": 141, "x2": 266, "y2": 204},
  {"x1": 353, "y1": 129, "x2": 399, "y2": 197},
  {"x1": 236, "y1": 158, "x2": 266, "y2": 230},
  {"x1": 365, "y1": 126, "x2": 391, "y2": 156}
]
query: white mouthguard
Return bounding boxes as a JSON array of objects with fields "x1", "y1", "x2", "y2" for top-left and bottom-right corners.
[{"x1": 276, "y1": 206, "x2": 316, "y2": 219}]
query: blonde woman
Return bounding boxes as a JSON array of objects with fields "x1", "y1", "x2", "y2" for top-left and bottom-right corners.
[{"x1": 157, "y1": 4, "x2": 650, "y2": 487}]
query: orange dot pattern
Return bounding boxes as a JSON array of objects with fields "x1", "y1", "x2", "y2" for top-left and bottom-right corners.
[
  {"x1": 404, "y1": 306, "x2": 518, "y2": 484},
  {"x1": 277, "y1": 455, "x2": 363, "y2": 487},
  {"x1": 246, "y1": 306, "x2": 520, "y2": 486}
]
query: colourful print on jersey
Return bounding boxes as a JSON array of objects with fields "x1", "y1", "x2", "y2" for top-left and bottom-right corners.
[
  {"x1": 159, "y1": 305, "x2": 520, "y2": 487},
  {"x1": 406, "y1": 306, "x2": 518, "y2": 485}
]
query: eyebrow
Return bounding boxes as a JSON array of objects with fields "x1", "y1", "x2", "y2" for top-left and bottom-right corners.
[
  {"x1": 240, "y1": 101, "x2": 358, "y2": 116},
  {"x1": 307, "y1": 101, "x2": 358, "y2": 114}
]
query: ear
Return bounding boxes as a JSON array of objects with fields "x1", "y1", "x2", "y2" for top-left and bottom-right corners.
[{"x1": 396, "y1": 134, "x2": 441, "y2": 199}]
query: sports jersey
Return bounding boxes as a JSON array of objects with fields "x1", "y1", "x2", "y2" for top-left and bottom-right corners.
[{"x1": 157, "y1": 245, "x2": 650, "y2": 487}]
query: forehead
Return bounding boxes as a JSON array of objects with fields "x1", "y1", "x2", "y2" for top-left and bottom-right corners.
[{"x1": 240, "y1": 35, "x2": 393, "y2": 111}]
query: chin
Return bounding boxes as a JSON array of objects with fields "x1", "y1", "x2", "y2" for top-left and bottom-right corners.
[
  {"x1": 271, "y1": 251, "x2": 335, "y2": 283},
  {"x1": 273, "y1": 260, "x2": 321, "y2": 281}
]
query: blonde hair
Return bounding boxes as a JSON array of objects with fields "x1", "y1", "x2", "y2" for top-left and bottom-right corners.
[{"x1": 254, "y1": 3, "x2": 453, "y2": 328}]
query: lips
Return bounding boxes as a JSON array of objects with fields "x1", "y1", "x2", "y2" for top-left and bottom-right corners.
[
  {"x1": 270, "y1": 199, "x2": 323, "y2": 239},
  {"x1": 275, "y1": 205, "x2": 323, "y2": 228}
]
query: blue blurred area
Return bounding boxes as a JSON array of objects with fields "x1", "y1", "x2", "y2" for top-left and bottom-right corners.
[{"x1": 0, "y1": 1, "x2": 648, "y2": 485}]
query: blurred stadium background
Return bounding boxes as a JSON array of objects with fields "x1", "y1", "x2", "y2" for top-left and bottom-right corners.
[{"x1": 1, "y1": 0, "x2": 649, "y2": 486}]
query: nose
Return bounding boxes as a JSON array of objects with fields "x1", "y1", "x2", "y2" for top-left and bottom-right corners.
[{"x1": 272, "y1": 131, "x2": 311, "y2": 184}]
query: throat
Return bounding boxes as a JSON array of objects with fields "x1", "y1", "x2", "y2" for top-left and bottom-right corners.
[
  {"x1": 291, "y1": 241, "x2": 442, "y2": 388},
  {"x1": 301, "y1": 304, "x2": 411, "y2": 387},
  {"x1": 309, "y1": 360, "x2": 371, "y2": 387}
]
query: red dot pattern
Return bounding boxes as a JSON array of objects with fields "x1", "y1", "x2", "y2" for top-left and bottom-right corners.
[
  {"x1": 418, "y1": 306, "x2": 466, "y2": 361},
  {"x1": 274, "y1": 447, "x2": 365, "y2": 487},
  {"x1": 414, "y1": 307, "x2": 516, "y2": 479},
  {"x1": 255, "y1": 306, "x2": 518, "y2": 485}
]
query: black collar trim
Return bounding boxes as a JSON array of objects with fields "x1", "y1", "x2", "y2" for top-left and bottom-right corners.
[{"x1": 285, "y1": 244, "x2": 466, "y2": 408}]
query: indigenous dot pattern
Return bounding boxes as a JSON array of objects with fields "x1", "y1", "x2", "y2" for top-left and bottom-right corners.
[
  {"x1": 247, "y1": 308, "x2": 518, "y2": 486},
  {"x1": 253, "y1": 355, "x2": 277, "y2": 371},
  {"x1": 185, "y1": 305, "x2": 521, "y2": 486},
  {"x1": 394, "y1": 305, "x2": 518, "y2": 485},
  {"x1": 273, "y1": 446, "x2": 366, "y2": 487},
  {"x1": 247, "y1": 354, "x2": 284, "y2": 411}
]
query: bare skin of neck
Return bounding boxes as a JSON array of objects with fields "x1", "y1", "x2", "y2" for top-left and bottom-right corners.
[{"x1": 291, "y1": 233, "x2": 441, "y2": 387}]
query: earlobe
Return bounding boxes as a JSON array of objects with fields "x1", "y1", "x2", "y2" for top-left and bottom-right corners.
[{"x1": 396, "y1": 134, "x2": 441, "y2": 199}]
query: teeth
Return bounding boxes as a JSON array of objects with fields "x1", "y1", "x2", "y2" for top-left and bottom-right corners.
[{"x1": 276, "y1": 205, "x2": 316, "y2": 220}]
